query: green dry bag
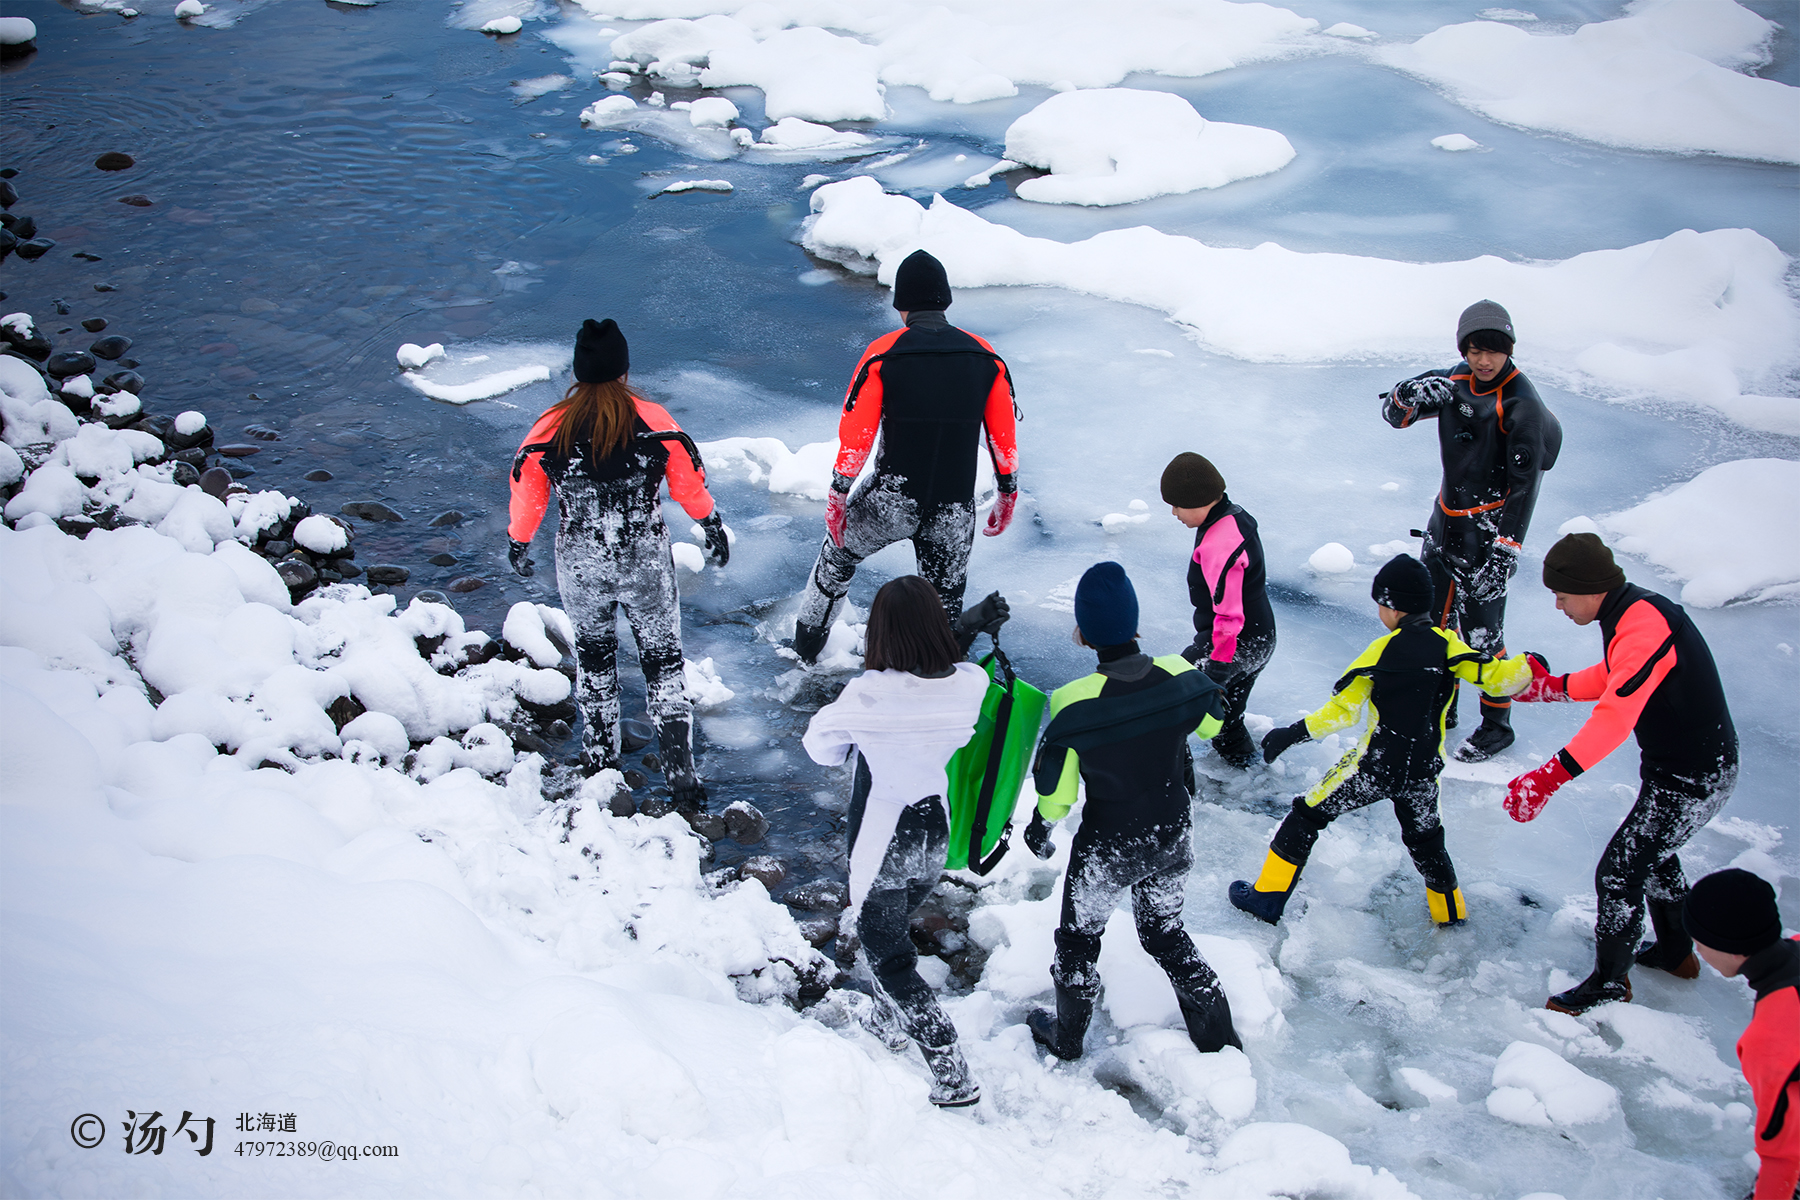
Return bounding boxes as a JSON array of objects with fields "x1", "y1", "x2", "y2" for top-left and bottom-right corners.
[{"x1": 944, "y1": 644, "x2": 1047, "y2": 875}]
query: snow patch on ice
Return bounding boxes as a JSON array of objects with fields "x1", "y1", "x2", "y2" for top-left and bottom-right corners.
[
  {"x1": 397, "y1": 342, "x2": 446, "y2": 370},
  {"x1": 656, "y1": 178, "x2": 733, "y2": 195},
  {"x1": 1600, "y1": 459, "x2": 1800, "y2": 606},
  {"x1": 1308, "y1": 542, "x2": 1355, "y2": 573},
  {"x1": 698, "y1": 435, "x2": 838, "y2": 501},
  {"x1": 1004, "y1": 89, "x2": 1295, "y2": 206},
  {"x1": 1487, "y1": 1041, "x2": 1620, "y2": 1127},
  {"x1": 1431, "y1": 134, "x2": 1481, "y2": 152}
]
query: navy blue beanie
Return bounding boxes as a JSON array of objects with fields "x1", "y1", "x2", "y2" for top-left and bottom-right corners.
[{"x1": 1075, "y1": 561, "x2": 1138, "y2": 648}]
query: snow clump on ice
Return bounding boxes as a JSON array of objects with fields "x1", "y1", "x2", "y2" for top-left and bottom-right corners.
[
  {"x1": 1486, "y1": 1041, "x2": 1621, "y2": 1128},
  {"x1": 1381, "y1": 0, "x2": 1798, "y2": 164},
  {"x1": 1431, "y1": 134, "x2": 1482, "y2": 151},
  {"x1": 397, "y1": 342, "x2": 446, "y2": 370},
  {"x1": 1003, "y1": 89, "x2": 1296, "y2": 206},
  {"x1": 1308, "y1": 542, "x2": 1355, "y2": 573}
]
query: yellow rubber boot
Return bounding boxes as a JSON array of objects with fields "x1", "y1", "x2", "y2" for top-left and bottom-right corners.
[
  {"x1": 1229, "y1": 850, "x2": 1302, "y2": 925},
  {"x1": 1426, "y1": 886, "x2": 1467, "y2": 927}
]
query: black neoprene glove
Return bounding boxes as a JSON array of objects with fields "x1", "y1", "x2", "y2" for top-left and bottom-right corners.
[
  {"x1": 700, "y1": 513, "x2": 730, "y2": 567},
  {"x1": 1024, "y1": 811, "x2": 1055, "y2": 860},
  {"x1": 1202, "y1": 658, "x2": 1241, "y2": 684},
  {"x1": 508, "y1": 538, "x2": 534, "y2": 577},
  {"x1": 954, "y1": 591, "x2": 1009, "y2": 653},
  {"x1": 1261, "y1": 719, "x2": 1311, "y2": 764},
  {"x1": 1179, "y1": 642, "x2": 1205, "y2": 665}
]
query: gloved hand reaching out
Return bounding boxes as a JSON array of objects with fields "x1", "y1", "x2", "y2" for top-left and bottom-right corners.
[
  {"x1": 508, "y1": 539, "x2": 534, "y2": 577},
  {"x1": 699, "y1": 513, "x2": 730, "y2": 568},
  {"x1": 1024, "y1": 811, "x2": 1055, "y2": 860}
]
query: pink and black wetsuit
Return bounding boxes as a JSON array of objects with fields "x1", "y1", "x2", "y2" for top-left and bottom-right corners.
[{"x1": 1186, "y1": 495, "x2": 1275, "y2": 762}]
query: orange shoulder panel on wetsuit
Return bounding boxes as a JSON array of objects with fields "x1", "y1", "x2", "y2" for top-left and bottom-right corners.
[
  {"x1": 833, "y1": 329, "x2": 903, "y2": 480},
  {"x1": 635, "y1": 398, "x2": 715, "y2": 521},
  {"x1": 1561, "y1": 598, "x2": 1678, "y2": 772},
  {"x1": 508, "y1": 407, "x2": 564, "y2": 543},
  {"x1": 968, "y1": 329, "x2": 1019, "y2": 476}
]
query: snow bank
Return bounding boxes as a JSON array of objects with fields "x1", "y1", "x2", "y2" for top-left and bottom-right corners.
[
  {"x1": 401, "y1": 364, "x2": 551, "y2": 405},
  {"x1": 802, "y1": 177, "x2": 1800, "y2": 413},
  {"x1": 558, "y1": 1, "x2": 1318, "y2": 119},
  {"x1": 1004, "y1": 89, "x2": 1295, "y2": 205},
  {"x1": 1381, "y1": 0, "x2": 1798, "y2": 164},
  {"x1": 699, "y1": 435, "x2": 840, "y2": 501},
  {"x1": 1597, "y1": 458, "x2": 1800, "y2": 607}
]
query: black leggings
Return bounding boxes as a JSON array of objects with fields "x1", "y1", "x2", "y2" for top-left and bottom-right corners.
[
  {"x1": 1594, "y1": 766, "x2": 1736, "y2": 956},
  {"x1": 1278, "y1": 775, "x2": 1457, "y2": 894}
]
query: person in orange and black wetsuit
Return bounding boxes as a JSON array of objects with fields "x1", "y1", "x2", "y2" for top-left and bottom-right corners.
[
  {"x1": 1383, "y1": 300, "x2": 1561, "y2": 763},
  {"x1": 1504, "y1": 533, "x2": 1738, "y2": 1015},
  {"x1": 791, "y1": 249, "x2": 1020, "y2": 665},
  {"x1": 508, "y1": 319, "x2": 729, "y2": 805},
  {"x1": 1684, "y1": 869, "x2": 1799, "y2": 1200}
]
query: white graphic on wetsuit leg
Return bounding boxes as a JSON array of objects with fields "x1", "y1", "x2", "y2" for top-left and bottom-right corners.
[{"x1": 553, "y1": 471, "x2": 690, "y2": 771}]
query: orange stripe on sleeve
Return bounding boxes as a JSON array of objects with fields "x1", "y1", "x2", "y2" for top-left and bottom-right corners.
[{"x1": 1561, "y1": 599, "x2": 1678, "y2": 772}]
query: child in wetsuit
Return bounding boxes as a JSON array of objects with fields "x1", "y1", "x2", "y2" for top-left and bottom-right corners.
[{"x1": 1231, "y1": 554, "x2": 1531, "y2": 928}]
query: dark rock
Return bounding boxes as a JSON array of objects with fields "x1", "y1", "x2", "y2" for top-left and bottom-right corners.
[
  {"x1": 447, "y1": 575, "x2": 487, "y2": 593},
  {"x1": 303, "y1": 469, "x2": 333, "y2": 482},
  {"x1": 324, "y1": 692, "x2": 367, "y2": 734},
  {"x1": 722, "y1": 801, "x2": 769, "y2": 845},
  {"x1": 171, "y1": 447, "x2": 207, "y2": 467},
  {"x1": 73, "y1": 253, "x2": 102, "y2": 263},
  {"x1": 128, "y1": 413, "x2": 174, "y2": 440},
  {"x1": 795, "y1": 916, "x2": 840, "y2": 948},
  {"x1": 608, "y1": 789, "x2": 637, "y2": 818},
  {"x1": 0, "y1": 169, "x2": 14, "y2": 178},
  {"x1": 169, "y1": 460, "x2": 200, "y2": 487},
  {"x1": 427, "y1": 552, "x2": 457, "y2": 567},
  {"x1": 93, "y1": 283, "x2": 117, "y2": 292},
  {"x1": 243, "y1": 424, "x2": 280, "y2": 441},
  {"x1": 81, "y1": 318, "x2": 106, "y2": 332},
  {"x1": 340, "y1": 500, "x2": 404, "y2": 522},
  {"x1": 785, "y1": 880, "x2": 849, "y2": 913},
  {"x1": 428, "y1": 510, "x2": 465, "y2": 527},
  {"x1": 16, "y1": 239, "x2": 55, "y2": 260},
  {"x1": 622, "y1": 767, "x2": 649, "y2": 790},
  {"x1": 117, "y1": 357, "x2": 139, "y2": 369},
  {"x1": 0, "y1": 38, "x2": 33, "y2": 63},
  {"x1": 7, "y1": 215, "x2": 35, "y2": 239},
  {"x1": 224, "y1": 462, "x2": 256, "y2": 479},
  {"x1": 413, "y1": 589, "x2": 451, "y2": 606},
  {"x1": 197, "y1": 467, "x2": 233, "y2": 497},
  {"x1": 263, "y1": 540, "x2": 293, "y2": 558},
  {"x1": 118, "y1": 195, "x2": 153, "y2": 207},
  {"x1": 101, "y1": 370, "x2": 144, "y2": 394},
  {"x1": 163, "y1": 423, "x2": 212, "y2": 452},
  {"x1": 0, "y1": 228, "x2": 15, "y2": 257},
  {"x1": 45, "y1": 350, "x2": 96, "y2": 379},
  {"x1": 95, "y1": 152, "x2": 135, "y2": 171},
  {"x1": 739, "y1": 855, "x2": 786, "y2": 889},
  {"x1": 683, "y1": 810, "x2": 727, "y2": 840},
  {"x1": 54, "y1": 301, "x2": 69, "y2": 315},
  {"x1": 641, "y1": 751, "x2": 661, "y2": 773},
  {"x1": 0, "y1": 180, "x2": 13, "y2": 208},
  {"x1": 620, "y1": 718, "x2": 655, "y2": 752},
  {"x1": 224, "y1": 482, "x2": 252, "y2": 499},
  {"x1": 364, "y1": 564, "x2": 410, "y2": 585},
  {"x1": 335, "y1": 560, "x2": 362, "y2": 578},
  {"x1": 89, "y1": 335, "x2": 132, "y2": 360},
  {"x1": 316, "y1": 567, "x2": 343, "y2": 584},
  {"x1": 215, "y1": 443, "x2": 261, "y2": 458},
  {"x1": 55, "y1": 514, "x2": 98, "y2": 538},
  {"x1": 276, "y1": 557, "x2": 318, "y2": 592}
]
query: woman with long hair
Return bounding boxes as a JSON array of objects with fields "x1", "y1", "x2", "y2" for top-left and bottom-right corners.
[
  {"x1": 802, "y1": 575, "x2": 990, "y2": 1107},
  {"x1": 508, "y1": 318, "x2": 729, "y2": 806}
]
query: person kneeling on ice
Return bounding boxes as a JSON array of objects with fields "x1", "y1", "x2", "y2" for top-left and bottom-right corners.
[
  {"x1": 801, "y1": 576, "x2": 997, "y2": 1108},
  {"x1": 1504, "y1": 533, "x2": 1738, "y2": 1015},
  {"x1": 507, "y1": 319, "x2": 729, "y2": 806},
  {"x1": 1023, "y1": 562, "x2": 1241, "y2": 1060},
  {"x1": 790, "y1": 249, "x2": 1020, "y2": 665},
  {"x1": 1683, "y1": 869, "x2": 1798, "y2": 1200},
  {"x1": 1233, "y1": 554, "x2": 1532, "y2": 928},
  {"x1": 1162, "y1": 452, "x2": 1276, "y2": 770}
]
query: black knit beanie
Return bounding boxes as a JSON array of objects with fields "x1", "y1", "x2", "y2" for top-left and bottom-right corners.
[
  {"x1": 1074, "y1": 561, "x2": 1138, "y2": 649},
  {"x1": 892, "y1": 250, "x2": 952, "y2": 312},
  {"x1": 1160, "y1": 452, "x2": 1226, "y2": 508},
  {"x1": 1542, "y1": 532, "x2": 1626, "y2": 595},
  {"x1": 1372, "y1": 554, "x2": 1434, "y2": 613},
  {"x1": 1684, "y1": 868, "x2": 1783, "y2": 955},
  {"x1": 573, "y1": 318, "x2": 628, "y2": 384},
  {"x1": 1457, "y1": 300, "x2": 1515, "y2": 355}
]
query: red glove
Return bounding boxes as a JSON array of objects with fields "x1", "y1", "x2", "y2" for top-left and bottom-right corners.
[
  {"x1": 824, "y1": 488, "x2": 848, "y2": 547},
  {"x1": 1513, "y1": 652, "x2": 1568, "y2": 703},
  {"x1": 1504, "y1": 756, "x2": 1572, "y2": 822},
  {"x1": 984, "y1": 490, "x2": 1016, "y2": 537}
]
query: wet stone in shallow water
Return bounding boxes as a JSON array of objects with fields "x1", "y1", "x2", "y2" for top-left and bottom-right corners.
[
  {"x1": 45, "y1": 350, "x2": 95, "y2": 378},
  {"x1": 427, "y1": 552, "x2": 457, "y2": 567},
  {"x1": 428, "y1": 510, "x2": 464, "y2": 527},
  {"x1": 16, "y1": 238, "x2": 55, "y2": 260},
  {"x1": 723, "y1": 801, "x2": 770, "y2": 845},
  {"x1": 80, "y1": 317, "x2": 106, "y2": 333},
  {"x1": 340, "y1": 500, "x2": 404, "y2": 522},
  {"x1": 243, "y1": 424, "x2": 280, "y2": 441},
  {"x1": 102, "y1": 370, "x2": 144, "y2": 394},
  {"x1": 739, "y1": 856, "x2": 786, "y2": 889},
  {"x1": 94, "y1": 152, "x2": 135, "y2": 171},
  {"x1": 364, "y1": 564, "x2": 410, "y2": 585},
  {"x1": 89, "y1": 335, "x2": 132, "y2": 360},
  {"x1": 304, "y1": 469, "x2": 333, "y2": 482},
  {"x1": 197, "y1": 467, "x2": 233, "y2": 497},
  {"x1": 118, "y1": 195, "x2": 153, "y2": 207},
  {"x1": 447, "y1": 575, "x2": 487, "y2": 593},
  {"x1": 413, "y1": 589, "x2": 451, "y2": 606},
  {"x1": 622, "y1": 768, "x2": 648, "y2": 790},
  {"x1": 795, "y1": 916, "x2": 839, "y2": 948},
  {"x1": 216, "y1": 444, "x2": 261, "y2": 458},
  {"x1": 620, "y1": 718, "x2": 654, "y2": 752},
  {"x1": 277, "y1": 558, "x2": 317, "y2": 591}
]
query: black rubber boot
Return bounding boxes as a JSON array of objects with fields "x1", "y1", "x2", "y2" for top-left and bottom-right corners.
[
  {"x1": 1634, "y1": 898, "x2": 1700, "y2": 979},
  {"x1": 792, "y1": 617, "x2": 830, "y2": 665},
  {"x1": 918, "y1": 1041, "x2": 979, "y2": 1107},
  {"x1": 1029, "y1": 982, "x2": 1095, "y2": 1061},
  {"x1": 1453, "y1": 700, "x2": 1514, "y2": 762},
  {"x1": 1547, "y1": 939, "x2": 1634, "y2": 1014},
  {"x1": 1211, "y1": 723, "x2": 1257, "y2": 770},
  {"x1": 1228, "y1": 799, "x2": 1328, "y2": 925},
  {"x1": 656, "y1": 717, "x2": 708, "y2": 810},
  {"x1": 1177, "y1": 985, "x2": 1242, "y2": 1054}
]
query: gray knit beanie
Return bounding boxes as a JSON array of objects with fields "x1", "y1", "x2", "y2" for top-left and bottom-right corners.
[{"x1": 1457, "y1": 300, "x2": 1515, "y2": 354}]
